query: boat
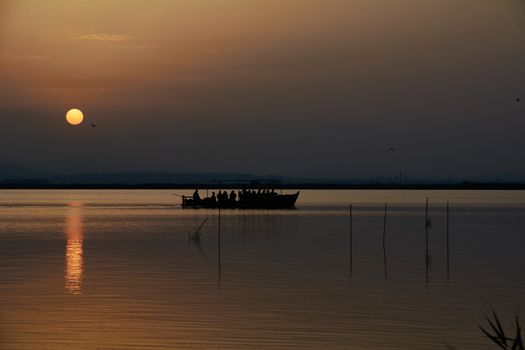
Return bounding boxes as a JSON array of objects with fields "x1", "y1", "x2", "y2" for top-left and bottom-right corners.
[
  {"x1": 181, "y1": 188, "x2": 299, "y2": 209},
  {"x1": 180, "y1": 179, "x2": 299, "y2": 209}
]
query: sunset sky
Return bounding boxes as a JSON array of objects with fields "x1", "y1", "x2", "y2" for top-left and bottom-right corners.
[{"x1": 0, "y1": 0, "x2": 524, "y2": 178}]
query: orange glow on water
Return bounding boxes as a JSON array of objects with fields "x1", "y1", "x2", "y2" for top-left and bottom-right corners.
[{"x1": 64, "y1": 204, "x2": 84, "y2": 295}]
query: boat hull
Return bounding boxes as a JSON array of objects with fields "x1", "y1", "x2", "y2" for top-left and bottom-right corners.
[{"x1": 182, "y1": 192, "x2": 299, "y2": 209}]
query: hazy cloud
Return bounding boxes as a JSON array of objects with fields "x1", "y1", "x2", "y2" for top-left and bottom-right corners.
[
  {"x1": 76, "y1": 34, "x2": 131, "y2": 41},
  {"x1": 119, "y1": 44, "x2": 156, "y2": 50},
  {"x1": 0, "y1": 51, "x2": 47, "y2": 61}
]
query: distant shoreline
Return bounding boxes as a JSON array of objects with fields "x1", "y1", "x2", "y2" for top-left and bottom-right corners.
[{"x1": 1, "y1": 183, "x2": 525, "y2": 190}]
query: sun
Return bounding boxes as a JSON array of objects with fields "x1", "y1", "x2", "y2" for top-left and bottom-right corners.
[{"x1": 66, "y1": 109, "x2": 84, "y2": 126}]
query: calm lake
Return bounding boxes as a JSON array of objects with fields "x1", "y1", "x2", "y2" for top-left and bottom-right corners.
[{"x1": 1, "y1": 190, "x2": 524, "y2": 349}]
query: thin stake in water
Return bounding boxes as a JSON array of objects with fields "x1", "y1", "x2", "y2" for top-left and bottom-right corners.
[
  {"x1": 383, "y1": 203, "x2": 387, "y2": 281},
  {"x1": 218, "y1": 207, "x2": 221, "y2": 271},
  {"x1": 446, "y1": 201, "x2": 450, "y2": 279},
  {"x1": 349, "y1": 204, "x2": 353, "y2": 278},
  {"x1": 425, "y1": 197, "x2": 430, "y2": 284}
]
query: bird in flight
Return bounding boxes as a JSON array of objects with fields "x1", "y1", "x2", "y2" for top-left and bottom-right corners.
[
  {"x1": 387, "y1": 147, "x2": 396, "y2": 152},
  {"x1": 517, "y1": 98, "x2": 521, "y2": 103},
  {"x1": 91, "y1": 123, "x2": 96, "y2": 127}
]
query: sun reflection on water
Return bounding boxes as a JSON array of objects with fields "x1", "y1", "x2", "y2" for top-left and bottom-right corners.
[{"x1": 64, "y1": 202, "x2": 84, "y2": 295}]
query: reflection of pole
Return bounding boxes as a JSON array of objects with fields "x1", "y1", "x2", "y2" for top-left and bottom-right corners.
[
  {"x1": 383, "y1": 203, "x2": 387, "y2": 281},
  {"x1": 349, "y1": 204, "x2": 353, "y2": 278},
  {"x1": 218, "y1": 207, "x2": 221, "y2": 271}
]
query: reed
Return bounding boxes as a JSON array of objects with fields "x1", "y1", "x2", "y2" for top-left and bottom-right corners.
[
  {"x1": 190, "y1": 218, "x2": 208, "y2": 242},
  {"x1": 446, "y1": 309, "x2": 523, "y2": 349},
  {"x1": 478, "y1": 310, "x2": 523, "y2": 349}
]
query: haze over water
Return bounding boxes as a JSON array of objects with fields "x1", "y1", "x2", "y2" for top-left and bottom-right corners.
[{"x1": 0, "y1": 190, "x2": 524, "y2": 349}]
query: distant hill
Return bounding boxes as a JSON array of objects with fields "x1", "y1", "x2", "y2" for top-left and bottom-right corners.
[
  {"x1": 0, "y1": 163, "x2": 47, "y2": 181},
  {"x1": 1, "y1": 163, "x2": 524, "y2": 187}
]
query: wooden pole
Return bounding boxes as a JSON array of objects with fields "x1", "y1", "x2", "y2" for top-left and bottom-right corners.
[
  {"x1": 446, "y1": 201, "x2": 450, "y2": 278},
  {"x1": 349, "y1": 204, "x2": 353, "y2": 277},
  {"x1": 425, "y1": 197, "x2": 429, "y2": 254},
  {"x1": 425, "y1": 197, "x2": 429, "y2": 284},
  {"x1": 383, "y1": 203, "x2": 387, "y2": 281},
  {"x1": 425, "y1": 197, "x2": 429, "y2": 225},
  {"x1": 383, "y1": 203, "x2": 387, "y2": 246},
  {"x1": 218, "y1": 207, "x2": 221, "y2": 270}
]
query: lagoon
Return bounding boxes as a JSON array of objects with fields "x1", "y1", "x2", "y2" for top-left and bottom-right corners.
[{"x1": 0, "y1": 190, "x2": 524, "y2": 349}]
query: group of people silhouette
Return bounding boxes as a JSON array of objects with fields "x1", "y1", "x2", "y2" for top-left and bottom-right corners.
[{"x1": 192, "y1": 188, "x2": 278, "y2": 206}]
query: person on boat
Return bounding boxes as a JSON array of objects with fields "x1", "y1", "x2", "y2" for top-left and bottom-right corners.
[
  {"x1": 217, "y1": 191, "x2": 226, "y2": 207},
  {"x1": 193, "y1": 189, "x2": 201, "y2": 202},
  {"x1": 210, "y1": 192, "x2": 217, "y2": 204},
  {"x1": 229, "y1": 190, "x2": 237, "y2": 203}
]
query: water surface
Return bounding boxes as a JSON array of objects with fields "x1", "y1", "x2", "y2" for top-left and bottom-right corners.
[{"x1": 1, "y1": 190, "x2": 524, "y2": 349}]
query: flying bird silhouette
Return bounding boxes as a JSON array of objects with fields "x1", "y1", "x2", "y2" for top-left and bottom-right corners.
[
  {"x1": 387, "y1": 147, "x2": 396, "y2": 152},
  {"x1": 517, "y1": 98, "x2": 521, "y2": 103}
]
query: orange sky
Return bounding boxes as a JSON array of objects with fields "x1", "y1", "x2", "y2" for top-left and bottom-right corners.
[{"x1": 0, "y1": 0, "x2": 524, "y2": 177}]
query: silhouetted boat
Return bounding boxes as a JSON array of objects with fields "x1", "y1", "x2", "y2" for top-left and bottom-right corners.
[{"x1": 181, "y1": 191, "x2": 299, "y2": 209}]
